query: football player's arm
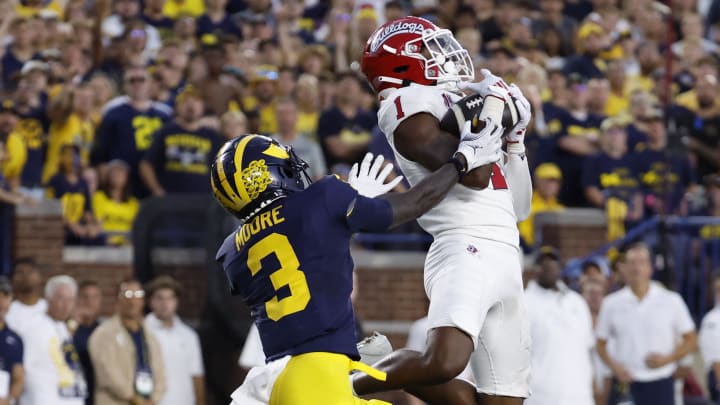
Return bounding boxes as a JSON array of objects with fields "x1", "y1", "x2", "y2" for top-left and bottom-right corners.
[
  {"x1": 380, "y1": 156, "x2": 466, "y2": 227},
  {"x1": 394, "y1": 113, "x2": 493, "y2": 189}
]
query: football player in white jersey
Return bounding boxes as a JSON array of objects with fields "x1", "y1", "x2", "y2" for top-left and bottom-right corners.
[{"x1": 352, "y1": 16, "x2": 533, "y2": 405}]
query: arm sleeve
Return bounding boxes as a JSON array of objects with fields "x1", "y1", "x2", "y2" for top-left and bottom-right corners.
[
  {"x1": 504, "y1": 153, "x2": 532, "y2": 221},
  {"x1": 143, "y1": 128, "x2": 165, "y2": 165},
  {"x1": 323, "y1": 177, "x2": 393, "y2": 232}
]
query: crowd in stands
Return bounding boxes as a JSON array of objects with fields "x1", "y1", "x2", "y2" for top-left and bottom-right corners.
[
  {"x1": 0, "y1": 0, "x2": 719, "y2": 250},
  {"x1": 0, "y1": 257, "x2": 204, "y2": 405}
]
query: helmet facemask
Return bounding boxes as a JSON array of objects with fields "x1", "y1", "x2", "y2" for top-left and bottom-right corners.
[{"x1": 403, "y1": 28, "x2": 474, "y2": 86}]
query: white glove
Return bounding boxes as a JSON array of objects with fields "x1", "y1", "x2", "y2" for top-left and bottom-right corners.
[
  {"x1": 506, "y1": 83, "x2": 532, "y2": 154},
  {"x1": 348, "y1": 153, "x2": 404, "y2": 198},
  {"x1": 459, "y1": 69, "x2": 511, "y2": 98},
  {"x1": 456, "y1": 117, "x2": 503, "y2": 171}
]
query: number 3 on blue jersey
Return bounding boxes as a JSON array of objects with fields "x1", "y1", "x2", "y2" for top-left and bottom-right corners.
[{"x1": 247, "y1": 233, "x2": 311, "y2": 321}]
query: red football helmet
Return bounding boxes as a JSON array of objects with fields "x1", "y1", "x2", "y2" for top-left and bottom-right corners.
[{"x1": 361, "y1": 16, "x2": 474, "y2": 95}]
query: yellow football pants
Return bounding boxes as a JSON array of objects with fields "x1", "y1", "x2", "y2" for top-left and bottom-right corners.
[{"x1": 269, "y1": 352, "x2": 392, "y2": 405}]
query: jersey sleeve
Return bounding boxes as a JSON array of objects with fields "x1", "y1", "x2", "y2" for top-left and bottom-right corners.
[
  {"x1": 321, "y1": 176, "x2": 393, "y2": 233},
  {"x1": 377, "y1": 86, "x2": 454, "y2": 143}
]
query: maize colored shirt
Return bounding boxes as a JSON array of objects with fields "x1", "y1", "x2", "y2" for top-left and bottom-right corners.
[
  {"x1": 92, "y1": 191, "x2": 139, "y2": 245},
  {"x1": 143, "y1": 122, "x2": 223, "y2": 193},
  {"x1": 163, "y1": 0, "x2": 205, "y2": 19},
  {"x1": 1, "y1": 132, "x2": 26, "y2": 183},
  {"x1": 216, "y1": 176, "x2": 392, "y2": 362},
  {"x1": 518, "y1": 191, "x2": 565, "y2": 247},
  {"x1": 43, "y1": 114, "x2": 95, "y2": 183}
]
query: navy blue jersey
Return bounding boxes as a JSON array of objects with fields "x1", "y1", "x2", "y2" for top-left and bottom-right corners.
[
  {"x1": 196, "y1": 14, "x2": 242, "y2": 38},
  {"x1": 632, "y1": 146, "x2": 695, "y2": 215},
  {"x1": 317, "y1": 107, "x2": 376, "y2": 167},
  {"x1": 581, "y1": 152, "x2": 639, "y2": 203},
  {"x1": 554, "y1": 111, "x2": 605, "y2": 206},
  {"x1": 91, "y1": 100, "x2": 173, "y2": 167},
  {"x1": 16, "y1": 107, "x2": 50, "y2": 187},
  {"x1": 0, "y1": 324, "x2": 22, "y2": 373},
  {"x1": 91, "y1": 99, "x2": 172, "y2": 197},
  {"x1": 143, "y1": 122, "x2": 223, "y2": 193},
  {"x1": 216, "y1": 176, "x2": 393, "y2": 362},
  {"x1": 46, "y1": 174, "x2": 93, "y2": 223}
]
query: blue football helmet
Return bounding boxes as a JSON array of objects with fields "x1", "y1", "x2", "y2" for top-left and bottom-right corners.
[{"x1": 210, "y1": 134, "x2": 310, "y2": 222}]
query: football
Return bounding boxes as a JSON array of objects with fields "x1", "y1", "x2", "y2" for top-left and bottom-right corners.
[{"x1": 439, "y1": 93, "x2": 519, "y2": 138}]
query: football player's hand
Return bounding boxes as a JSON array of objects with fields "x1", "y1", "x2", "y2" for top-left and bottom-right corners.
[
  {"x1": 349, "y1": 153, "x2": 404, "y2": 198},
  {"x1": 506, "y1": 83, "x2": 532, "y2": 152},
  {"x1": 459, "y1": 69, "x2": 510, "y2": 98},
  {"x1": 456, "y1": 117, "x2": 503, "y2": 171}
]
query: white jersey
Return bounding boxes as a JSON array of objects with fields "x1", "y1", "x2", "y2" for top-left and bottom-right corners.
[{"x1": 378, "y1": 84, "x2": 519, "y2": 246}]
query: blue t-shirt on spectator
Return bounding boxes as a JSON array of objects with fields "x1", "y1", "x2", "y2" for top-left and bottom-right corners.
[
  {"x1": 554, "y1": 110, "x2": 605, "y2": 206},
  {"x1": 91, "y1": 99, "x2": 173, "y2": 198},
  {"x1": 562, "y1": 54, "x2": 605, "y2": 81},
  {"x1": 632, "y1": 145, "x2": 695, "y2": 216},
  {"x1": 143, "y1": 122, "x2": 223, "y2": 194},
  {"x1": 0, "y1": 323, "x2": 23, "y2": 377},
  {"x1": 317, "y1": 107, "x2": 376, "y2": 167},
  {"x1": 581, "y1": 151, "x2": 639, "y2": 204},
  {"x1": 196, "y1": 14, "x2": 242, "y2": 38}
]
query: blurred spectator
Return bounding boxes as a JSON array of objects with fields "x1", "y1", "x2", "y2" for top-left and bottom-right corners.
[
  {"x1": 7, "y1": 258, "x2": 47, "y2": 335},
  {"x1": 0, "y1": 276, "x2": 24, "y2": 405},
  {"x1": 196, "y1": 0, "x2": 241, "y2": 38},
  {"x1": 92, "y1": 160, "x2": 139, "y2": 246},
  {"x1": 596, "y1": 242, "x2": 697, "y2": 405},
  {"x1": 1, "y1": 18, "x2": 36, "y2": 88},
  {"x1": 672, "y1": 13, "x2": 719, "y2": 60},
  {"x1": 579, "y1": 256, "x2": 610, "y2": 288},
  {"x1": 195, "y1": 40, "x2": 242, "y2": 117},
  {"x1": 271, "y1": 98, "x2": 326, "y2": 181},
  {"x1": 533, "y1": 0, "x2": 577, "y2": 57},
  {"x1": 154, "y1": 40, "x2": 190, "y2": 108},
  {"x1": 0, "y1": 137, "x2": 34, "y2": 206},
  {"x1": 46, "y1": 144, "x2": 103, "y2": 245},
  {"x1": 632, "y1": 42, "x2": 662, "y2": 94},
  {"x1": 102, "y1": 0, "x2": 162, "y2": 57},
  {"x1": 144, "y1": 276, "x2": 204, "y2": 405},
  {"x1": 14, "y1": 74, "x2": 51, "y2": 200},
  {"x1": 632, "y1": 106, "x2": 697, "y2": 217},
  {"x1": 582, "y1": 118, "x2": 643, "y2": 240},
  {"x1": 605, "y1": 59, "x2": 630, "y2": 117},
  {"x1": 524, "y1": 246, "x2": 594, "y2": 405},
  {"x1": 554, "y1": 75, "x2": 604, "y2": 207},
  {"x1": 140, "y1": 85, "x2": 222, "y2": 195},
  {"x1": 294, "y1": 73, "x2": 321, "y2": 140},
  {"x1": 699, "y1": 273, "x2": 720, "y2": 403},
  {"x1": 317, "y1": 71, "x2": 375, "y2": 167},
  {"x1": 219, "y1": 111, "x2": 248, "y2": 140},
  {"x1": 172, "y1": 14, "x2": 199, "y2": 54},
  {"x1": 0, "y1": 100, "x2": 24, "y2": 192},
  {"x1": 581, "y1": 278, "x2": 612, "y2": 405},
  {"x1": 141, "y1": 0, "x2": 175, "y2": 33},
  {"x1": 243, "y1": 65, "x2": 279, "y2": 135},
  {"x1": 586, "y1": 78, "x2": 610, "y2": 117},
  {"x1": 44, "y1": 81, "x2": 96, "y2": 184},
  {"x1": 20, "y1": 275, "x2": 86, "y2": 405},
  {"x1": 72, "y1": 281, "x2": 103, "y2": 405},
  {"x1": 89, "y1": 279, "x2": 165, "y2": 405},
  {"x1": 673, "y1": 72, "x2": 720, "y2": 179},
  {"x1": 563, "y1": 22, "x2": 606, "y2": 80},
  {"x1": 518, "y1": 163, "x2": 565, "y2": 249},
  {"x1": 90, "y1": 66, "x2": 173, "y2": 198}
]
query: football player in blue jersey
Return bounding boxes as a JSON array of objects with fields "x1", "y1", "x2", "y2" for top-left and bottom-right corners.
[{"x1": 213, "y1": 122, "x2": 503, "y2": 405}]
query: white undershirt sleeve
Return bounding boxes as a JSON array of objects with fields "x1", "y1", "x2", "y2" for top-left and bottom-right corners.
[{"x1": 503, "y1": 151, "x2": 532, "y2": 221}]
